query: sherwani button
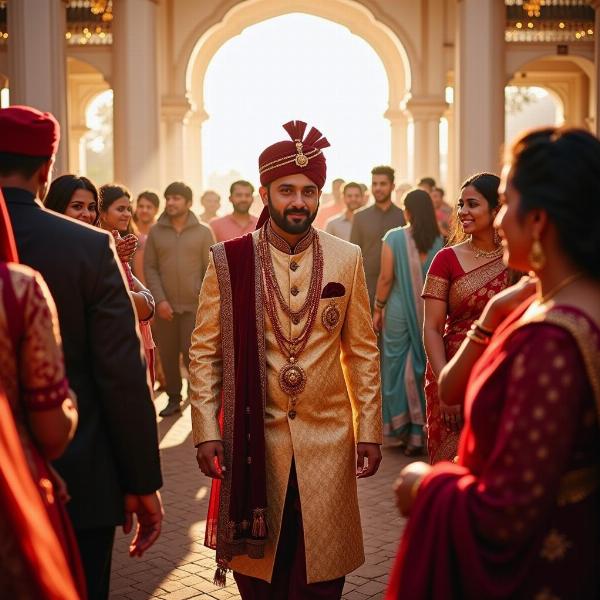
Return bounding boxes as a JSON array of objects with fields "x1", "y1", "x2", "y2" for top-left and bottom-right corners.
[
  {"x1": 291, "y1": 286, "x2": 299, "y2": 296},
  {"x1": 288, "y1": 410, "x2": 296, "y2": 419},
  {"x1": 290, "y1": 261, "x2": 299, "y2": 271}
]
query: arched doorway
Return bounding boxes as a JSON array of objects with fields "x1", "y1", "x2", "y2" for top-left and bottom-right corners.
[
  {"x1": 67, "y1": 57, "x2": 111, "y2": 179},
  {"x1": 201, "y1": 12, "x2": 390, "y2": 201},
  {"x1": 179, "y1": 0, "x2": 416, "y2": 194}
]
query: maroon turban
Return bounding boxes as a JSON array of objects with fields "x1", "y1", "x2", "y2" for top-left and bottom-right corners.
[
  {"x1": 258, "y1": 120, "x2": 330, "y2": 189},
  {"x1": 0, "y1": 106, "x2": 60, "y2": 157}
]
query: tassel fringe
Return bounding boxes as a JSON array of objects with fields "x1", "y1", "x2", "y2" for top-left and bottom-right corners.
[
  {"x1": 283, "y1": 120, "x2": 307, "y2": 142},
  {"x1": 213, "y1": 565, "x2": 227, "y2": 587},
  {"x1": 251, "y1": 508, "x2": 267, "y2": 538}
]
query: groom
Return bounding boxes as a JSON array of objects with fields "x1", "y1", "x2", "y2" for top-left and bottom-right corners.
[{"x1": 189, "y1": 120, "x2": 382, "y2": 599}]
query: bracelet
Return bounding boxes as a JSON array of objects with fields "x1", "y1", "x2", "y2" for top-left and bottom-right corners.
[
  {"x1": 472, "y1": 320, "x2": 494, "y2": 338},
  {"x1": 374, "y1": 298, "x2": 387, "y2": 309},
  {"x1": 466, "y1": 329, "x2": 490, "y2": 346}
]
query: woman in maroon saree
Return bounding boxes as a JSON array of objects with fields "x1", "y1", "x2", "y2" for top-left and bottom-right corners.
[
  {"x1": 387, "y1": 127, "x2": 600, "y2": 599},
  {"x1": 423, "y1": 173, "x2": 510, "y2": 463}
]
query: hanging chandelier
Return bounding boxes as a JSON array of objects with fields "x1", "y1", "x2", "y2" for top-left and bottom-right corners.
[
  {"x1": 90, "y1": 0, "x2": 113, "y2": 22},
  {"x1": 522, "y1": 1, "x2": 542, "y2": 18}
]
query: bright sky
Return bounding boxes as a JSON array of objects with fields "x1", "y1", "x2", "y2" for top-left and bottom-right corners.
[{"x1": 202, "y1": 13, "x2": 390, "y2": 193}]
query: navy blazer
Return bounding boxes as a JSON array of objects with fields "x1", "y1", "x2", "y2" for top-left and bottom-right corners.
[{"x1": 4, "y1": 187, "x2": 162, "y2": 529}]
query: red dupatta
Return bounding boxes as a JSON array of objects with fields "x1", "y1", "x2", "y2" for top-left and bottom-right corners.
[{"x1": 204, "y1": 231, "x2": 268, "y2": 585}]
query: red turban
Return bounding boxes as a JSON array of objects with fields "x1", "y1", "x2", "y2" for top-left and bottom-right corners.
[
  {"x1": 0, "y1": 105, "x2": 60, "y2": 157},
  {"x1": 258, "y1": 120, "x2": 330, "y2": 189}
]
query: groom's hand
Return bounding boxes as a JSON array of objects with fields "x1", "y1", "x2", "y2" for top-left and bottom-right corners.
[
  {"x1": 196, "y1": 440, "x2": 225, "y2": 479},
  {"x1": 356, "y1": 442, "x2": 382, "y2": 478}
]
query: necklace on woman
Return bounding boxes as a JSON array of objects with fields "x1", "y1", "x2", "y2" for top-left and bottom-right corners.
[
  {"x1": 257, "y1": 224, "x2": 324, "y2": 411},
  {"x1": 468, "y1": 236, "x2": 503, "y2": 260},
  {"x1": 538, "y1": 272, "x2": 583, "y2": 305}
]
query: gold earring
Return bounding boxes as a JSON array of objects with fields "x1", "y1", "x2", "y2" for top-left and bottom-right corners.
[{"x1": 528, "y1": 238, "x2": 546, "y2": 270}]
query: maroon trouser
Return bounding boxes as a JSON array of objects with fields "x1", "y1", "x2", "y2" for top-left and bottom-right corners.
[{"x1": 233, "y1": 464, "x2": 345, "y2": 600}]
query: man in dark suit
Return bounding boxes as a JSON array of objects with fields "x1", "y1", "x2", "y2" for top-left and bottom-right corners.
[{"x1": 0, "y1": 105, "x2": 163, "y2": 600}]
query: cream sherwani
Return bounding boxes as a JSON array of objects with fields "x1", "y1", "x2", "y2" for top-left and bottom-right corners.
[{"x1": 189, "y1": 227, "x2": 382, "y2": 583}]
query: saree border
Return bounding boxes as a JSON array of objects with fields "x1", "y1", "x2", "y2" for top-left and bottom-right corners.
[
  {"x1": 211, "y1": 242, "x2": 237, "y2": 563},
  {"x1": 449, "y1": 257, "x2": 507, "y2": 310},
  {"x1": 422, "y1": 274, "x2": 449, "y2": 301}
]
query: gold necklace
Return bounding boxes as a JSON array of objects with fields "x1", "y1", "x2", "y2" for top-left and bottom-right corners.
[
  {"x1": 468, "y1": 237, "x2": 503, "y2": 260},
  {"x1": 538, "y1": 273, "x2": 583, "y2": 304}
]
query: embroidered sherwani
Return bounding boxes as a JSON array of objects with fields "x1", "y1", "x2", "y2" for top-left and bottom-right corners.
[{"x1": 190, "y1": 227, "x2": 382, "y2": 583}]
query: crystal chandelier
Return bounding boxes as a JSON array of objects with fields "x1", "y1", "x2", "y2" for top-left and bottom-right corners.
[
  {"x1": 522, "y1": 1, "x2": 542, "y2": 18},
  {"x1": 90, "y1": 0, "x2": 112, "y2": 22}
]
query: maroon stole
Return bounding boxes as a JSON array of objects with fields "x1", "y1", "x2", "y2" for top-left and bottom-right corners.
[{"x1": 204, "y1": 232, "x2": 268, "y2": 584}]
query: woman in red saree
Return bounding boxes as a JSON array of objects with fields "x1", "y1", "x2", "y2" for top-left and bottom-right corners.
[
  {"x1": 386, "y1": 127, "x2": 600, "y2": 599},
  {"x1": 423, "y1": 173, "x2": 510, "y2": 463},
  {"x1": 0, "y1": 190, "x2": 86, "y2": 598}
]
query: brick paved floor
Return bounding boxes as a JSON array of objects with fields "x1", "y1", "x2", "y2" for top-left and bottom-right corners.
[{"x1": 109, "y1": 390, "x2": 413, "y2": 600}]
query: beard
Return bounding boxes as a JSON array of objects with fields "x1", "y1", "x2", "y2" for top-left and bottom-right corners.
[
  {"x1": 373, "y1": 192, "x2": 391, "y2": 204},
  {"x1": 267, "y1": 194, "x2": 318, "y2": 235}
]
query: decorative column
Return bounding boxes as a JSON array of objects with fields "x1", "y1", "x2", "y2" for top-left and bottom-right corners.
[
  {"x1": 160, "y1": 95, "x2": 192, "y2": 190},
  {"x1": 69, "y1": 125, "x2": 89, "y2": 174},
  {"x1": 455, "y1": 0, "x2": 505, "y2": 183},
  {"x1": 7, "y1": 0, "x2": 69, "y2": 173},
  {"x1": 402, "y1": 95, "x2": 447, "y2": 184},
  {"x1": 183, "y1": 108, "x2": 208, "y2": 204},
  {"x1": 444, "y1": 98, "x2": 457, "y2": 195},
  {"x1": 112, "y1": 0, "x2": 160, "y2": 193},
  {"x1": 384, "y1": 108, "x2": 409, "y2": 184}
]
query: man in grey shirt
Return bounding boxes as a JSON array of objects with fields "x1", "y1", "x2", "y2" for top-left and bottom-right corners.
[
  {"x1": 350, "y1": 166, "x2": 406, "y2": 309},
  {"x1": 325, "y1": 181, "x2": 366, "y2": 241}
]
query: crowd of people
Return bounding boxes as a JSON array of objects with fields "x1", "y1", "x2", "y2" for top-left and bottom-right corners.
[{"x1": 0, "y1": 105, "x2": 599, "y2": 600}]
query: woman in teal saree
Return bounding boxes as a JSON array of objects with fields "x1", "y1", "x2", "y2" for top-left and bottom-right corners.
[{"x1": 373, "y1": 189, "x2": 443, "y2": 455}]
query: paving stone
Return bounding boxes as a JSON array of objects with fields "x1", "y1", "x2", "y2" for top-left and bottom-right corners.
[{"x1": 110, "y1": 412, "x2": 410, "y2": 599}]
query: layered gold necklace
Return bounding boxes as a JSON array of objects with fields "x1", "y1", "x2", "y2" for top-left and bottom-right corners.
[
  {"x1": 468, "y1": 236, "x2": 503, "y2": 260},
  {"x1": 257, "y1": 224, "x2": 324, "y2": 411}
]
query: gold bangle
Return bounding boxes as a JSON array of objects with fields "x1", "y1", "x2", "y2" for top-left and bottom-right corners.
[
  {"x1": 466, "y1": 329, "x2": 489, "y2": 346},
  {"x1": 473, "y1": 320, "x2": 494, "y2": 337}
]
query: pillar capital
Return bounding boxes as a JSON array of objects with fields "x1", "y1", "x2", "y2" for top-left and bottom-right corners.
[
  {"x1": 401, "y1": 95, "x2": 448, "y2": 121},
  {"x1": 161, "y1": 95, "x2": 193, "y2": 124}
]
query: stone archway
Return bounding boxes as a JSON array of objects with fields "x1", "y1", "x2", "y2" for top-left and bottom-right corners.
[
  {"x1": 177, "y1": 0, "x2": 416, "y2": 192},
  {"x1": 508, "y1": 55, "x2": 595, "y2": 130},
  {"x1": 67, "y1": 57, "x2": 110, "y2": 175}
]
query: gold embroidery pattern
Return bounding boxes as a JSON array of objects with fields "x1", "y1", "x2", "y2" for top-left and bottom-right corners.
[
  {"x1": 212, "y1": 243, "x2": 237, "y2": 563},
  {"x1": 537, "y1": 309, "x2": 600, "y2": 429},
  {"x1": 422, "y1": 274, "x2": 449, "y2": 301},
  {"x1": 449, "y1": 258, "x2": 507, "y2": 310},
  {"x1": 266, "y1": 223, "x2": 314, "y2": 255},
  {"x1": 431, "y1": 430, "x2": 460, "y2": 463},
  {"x1": 540, "y1": 529, "x2": 571, "y2": 562},
  {"x1": 253, "y1": 239, "x2": 267, "y2": 413}
]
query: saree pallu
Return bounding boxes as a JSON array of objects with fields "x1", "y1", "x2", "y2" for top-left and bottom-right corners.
[
  {"x1": 386, "y1": 300, "x2": 600, "y2": 600},
  {"x1": 381, "y1": 227, "x2": 443, "y2": 446},
  {"x1": 422, "y1": 251, "x2": 509, "y2": 463}
]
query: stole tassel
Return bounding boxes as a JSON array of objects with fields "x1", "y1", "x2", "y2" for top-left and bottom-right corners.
[
  {"x1": 213, "y1": 560, "x2": 229, "y2": 587},
  {"x1": 251, "y1": 508, "x2": 267, "y2": 538}
]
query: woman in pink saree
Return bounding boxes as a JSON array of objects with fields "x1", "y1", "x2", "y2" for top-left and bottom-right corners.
[
  {"x1": 423, "y1": 173, "x2": 510, "y2": 463},
  {"x1": 387, "y1": 127, "x2": 600, "y2": 599}
]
